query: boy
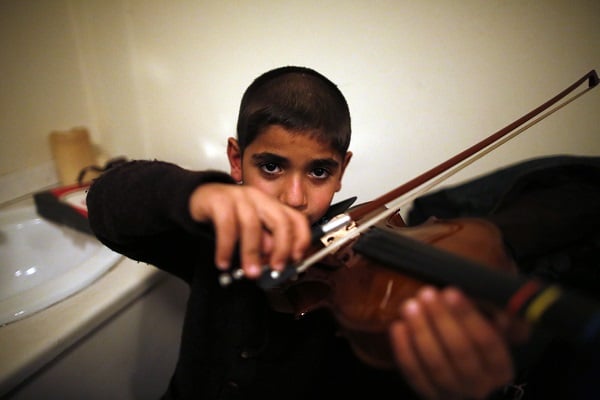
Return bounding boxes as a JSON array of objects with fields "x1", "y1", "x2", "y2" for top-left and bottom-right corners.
[{"x1": 87, "y1": 66, "x2": 522, "y2": 399}]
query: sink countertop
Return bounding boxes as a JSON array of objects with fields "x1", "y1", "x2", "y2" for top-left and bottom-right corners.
[{"x1": 0, "y1": 199, "x2": 166, "y2": 396}]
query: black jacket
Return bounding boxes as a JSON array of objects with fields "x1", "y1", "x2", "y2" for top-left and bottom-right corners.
[
  {"x1": 87, "y1": 156, "x2": 600, "y2": 400},
  {"x1": 86, "y1": 160, "x2": 414, "y2": 400}
]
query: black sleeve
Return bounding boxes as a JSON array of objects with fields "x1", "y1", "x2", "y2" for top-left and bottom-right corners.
[
  {"x1": 486, "y1": 166, "x2": 600, "y2": 400},
  {"x1": 408, "y1": 156, "x2": 600, "y2": 267},
  {"x1": 485, "y1": 164, "x2": 600, "y2": 262},
  {"x1": 86, "y1": 159, "x2": 236, "y2": 282}
]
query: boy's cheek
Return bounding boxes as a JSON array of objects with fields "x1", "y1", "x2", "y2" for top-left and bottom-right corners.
[{"x1": 244, "y1": 177, "x2": 276, "y2": 196}]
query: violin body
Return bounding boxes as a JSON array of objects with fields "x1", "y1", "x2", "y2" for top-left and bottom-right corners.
[{"x1": 273, "y1": 209, "x2": 518, "y2": 370}]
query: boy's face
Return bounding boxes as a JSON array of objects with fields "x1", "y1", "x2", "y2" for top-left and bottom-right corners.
[{"x1": 228, "y1": 125, "x2": 352, "y2": 224}]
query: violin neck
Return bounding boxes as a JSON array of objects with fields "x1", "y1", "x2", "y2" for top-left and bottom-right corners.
[{"x1": 353, "y1": 226, "x2": 600, "y2": 347}]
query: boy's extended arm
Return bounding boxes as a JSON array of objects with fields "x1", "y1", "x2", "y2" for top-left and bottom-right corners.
[{"x1": 86, "y1": 159, "x2": 235, "y2": 281}]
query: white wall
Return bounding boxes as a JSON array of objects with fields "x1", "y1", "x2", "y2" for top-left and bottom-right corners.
[{"x1": 2, "y1": 0, "x2": 599, "y2": 205}]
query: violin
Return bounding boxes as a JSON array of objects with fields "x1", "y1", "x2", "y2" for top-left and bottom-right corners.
[
  {"x1": 268, "y1": 212, "x2": 522, "y2": 369},
  {"x1": 222, "y1": 70, "x2": 600, "y2": 369}
]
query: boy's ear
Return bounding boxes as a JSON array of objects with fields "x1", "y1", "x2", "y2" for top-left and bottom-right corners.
[
  {"x1": 336, "y1": 151, "x2": 353, "y2": 192},
  {"x1": 227, "y1": 137, "x2": 243, "y2": 182}
]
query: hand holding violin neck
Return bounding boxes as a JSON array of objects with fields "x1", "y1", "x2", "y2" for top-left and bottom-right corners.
[{"x1": 353, "y1": 221, "x2": 600, "y2": 348}]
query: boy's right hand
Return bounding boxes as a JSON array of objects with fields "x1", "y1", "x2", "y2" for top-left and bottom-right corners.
[{"x1": 188, "y1": 183, "x2": 312, "y2": 278}]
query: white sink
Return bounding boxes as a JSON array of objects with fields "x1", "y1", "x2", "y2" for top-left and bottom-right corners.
[{"x1": 0, "y1": 205, "x2": 122, "y2": 325}]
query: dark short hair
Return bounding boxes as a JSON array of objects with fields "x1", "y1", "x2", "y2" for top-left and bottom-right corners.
[{"x1": 236, "y1": 66, "x2": 351, "y2": 156}]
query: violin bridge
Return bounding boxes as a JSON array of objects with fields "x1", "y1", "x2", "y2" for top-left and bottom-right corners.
[{"x1": 319, "y1": 214, "x2": 357, "y2": 250}]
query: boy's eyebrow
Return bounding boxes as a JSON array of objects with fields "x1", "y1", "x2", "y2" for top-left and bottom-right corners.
[
  {"x1": 307, "y1": 158, "x2": 340, "y2": 171},
  {"x1": 251, "y1": 152, "x2": 340, "y2": 170},
  {"x1": 251, "y1": 152, "x2": 289, "y2": 165}
]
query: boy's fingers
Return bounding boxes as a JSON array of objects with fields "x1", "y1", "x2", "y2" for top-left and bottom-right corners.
[
  {"x1": 401, "y1": 291, "x2": 461, "y2": 395},
  {"x1": 189, "y1": 184, "x2": 311, "y2": 279},
  {"x1": 210, "y1": 199, "x2": 242, "y2": 271},
  {"x1": 242, "y1": 190, "x2": 310, "y2": 273},
  {"x1": 441, "y1": 289, "x2": 514, "y2": 384},
  {"x1": 289, "y1": 209, "x2": 312, "y2": 261},
  {"x1": 259, "y1": 205, "x2": 294, "y2": 272},
  {"x1": 390, "y1": 317, "x2": 440, "y2": 400},
  {"x1": 236, "y1": 197, "x2": 266, "y2": 277},
  {"x1": 265, "y1": 207, "x2": 311, "y2": 271}
]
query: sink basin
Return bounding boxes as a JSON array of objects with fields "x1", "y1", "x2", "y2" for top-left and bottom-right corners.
[{"x1": 0, "y1": 205, "x2": 122, "y2": 325}]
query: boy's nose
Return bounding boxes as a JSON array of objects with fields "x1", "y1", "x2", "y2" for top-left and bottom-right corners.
[{"x1": 279, "y1": 176, "x2": 307, "y2": 209}]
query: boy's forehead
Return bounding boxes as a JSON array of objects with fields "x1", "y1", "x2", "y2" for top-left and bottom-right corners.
[{"x1": 247, "y1": 126, "x2": 342, "y2": 160}]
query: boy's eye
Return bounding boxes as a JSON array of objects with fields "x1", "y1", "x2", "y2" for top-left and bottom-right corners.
[
  {"x1": 310, "y1": 168, "x2": 330, "y2": 179},
  {"x1": 261, "y1": 163, "x2": 281, "y2": 174}
]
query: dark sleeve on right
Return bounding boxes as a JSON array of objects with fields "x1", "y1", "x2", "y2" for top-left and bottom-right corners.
[
  {"x1": 86, "y1": 159, "x2": 236, "y2": 282},
  {"x1": 485, "y1": 163, "x2": 600, "y2": 263},
  {"x1": 408, "y1": 156, "x2": 600, "y2": 267}
]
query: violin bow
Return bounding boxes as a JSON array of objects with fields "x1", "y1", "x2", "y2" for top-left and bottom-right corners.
[
  {"x1": 221, "y1": 69, "x2": 599, "y2": 288},
  {"x1": 351, "y1": 69, "x2": 599, "y2": 221}
]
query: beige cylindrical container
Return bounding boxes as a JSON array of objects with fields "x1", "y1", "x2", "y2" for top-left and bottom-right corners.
[{"x1": 49, "y1": 127, "x2": 97, "y2": 185}]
